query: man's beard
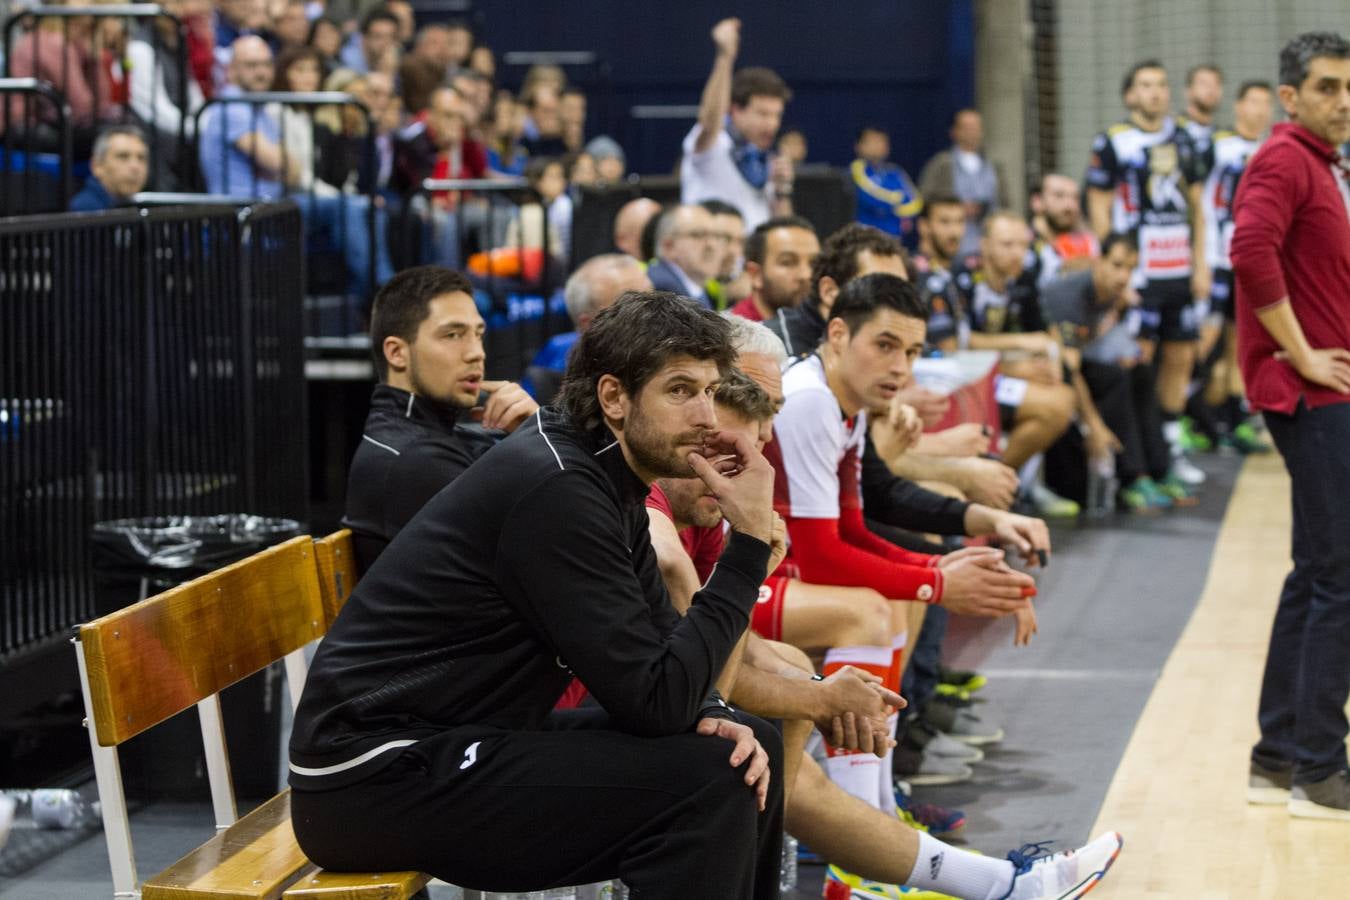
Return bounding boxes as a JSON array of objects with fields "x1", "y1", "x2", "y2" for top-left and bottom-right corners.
[
  {"x1": 657, "y1": 478, "x2": 724, "y2": 529},
  {"x1": 626, "y1": 404, "x2": 707, "y2": 479},
  {"x1": 762, "y1": 281, "x2": 809, "y2": 312},
  {"x1": 1045, "y1": 209, "x2": 1077, "y2": 235}
]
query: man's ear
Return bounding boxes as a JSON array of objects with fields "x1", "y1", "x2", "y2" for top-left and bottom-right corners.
[
  {"x1": 1276, "y1": 84, "x2": 1299, "y2": 118},
  {"x1": 817, "y1": 276, "x2": 840, "y2": 315},
  {"x1": 825, "y1": 316, "x2": 851, "y2": 353},
  {"x1": 597, "y1": 373, "x2": 629, "y2": 428},
  {"x1": 744, "y1": 260, "x2": 764, "y2": 294},
  {"x1": 383, "y1": 336, "x2": 410, "y2": 374}
]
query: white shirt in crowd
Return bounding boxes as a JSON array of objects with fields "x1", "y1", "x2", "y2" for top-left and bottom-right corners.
[{"x1": 679, "y1": 123, "x2": 773, "y2": 233}]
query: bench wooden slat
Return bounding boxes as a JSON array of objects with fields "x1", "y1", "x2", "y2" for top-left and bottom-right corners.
[
  {"x1": 312, "y1": 530, "x2": 358, "y2": 626},
  {"x1": 80, "y1": 536, "x2": 326, "y2": 746},
  {"x1": 142, "y1": 792, "x2": 310, "y2": 900},
  {"x1": 282, "y1": 866, "x2": 431, "y2": 899}
]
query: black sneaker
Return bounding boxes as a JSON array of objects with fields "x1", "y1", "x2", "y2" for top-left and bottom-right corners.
[
  {"x1": 1247, "y1": 761, "x2": 1291, "y2": 805},
  {"x1": 1289, "y1": 768, "x2": 1350, "y2": 822}
]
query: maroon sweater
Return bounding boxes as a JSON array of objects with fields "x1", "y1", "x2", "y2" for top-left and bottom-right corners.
[{"x1": 1231, "y1": 122, "x2": 1350, "y2": 414}]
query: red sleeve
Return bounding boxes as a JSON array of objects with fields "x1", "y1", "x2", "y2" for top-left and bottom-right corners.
[
  {"x1": 838, "y1": 506, "x2": 941, "y2": 568},
  {"x1": 645, "y1": 483, "x2": 674, "y2": 519},
  {"x1": 786, "y1": 516, "x2": 942, "y2": 604},
  {"x1": 688, "y1": 525, "x2": 726, "y2": 585},
  {"x1": 1231, "y1": 144, "x2": 1299, "y2": 310},
  {"x1": 465, "y1": 139, "x2": 488, "y2": 178}
]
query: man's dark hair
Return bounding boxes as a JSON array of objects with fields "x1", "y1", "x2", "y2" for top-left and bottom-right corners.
[
  {"x1": 525, "y1": 155, "x2": 561, "y2": 186},
  {"x1": 360, "y1": 6, "x2": 400, "y2": 35},
  {"x1": 919, "y1": 192, "x2": 963, "y2": 220},
  {"x1": 1186, "y1": 63, "x2": 1223, "y2": 86},
  {"x1": 1099, "y1": 232, "x2": 1138, "y2": 259},
  {"x1": 828, "y1": 273, "x2": 927, "y2": 337},
  {"x1": 950, "y1": 107, "x2": 979, "y2": 127},
  {"x1": 1279, "y1": 32, "x2": 1350, "y2": 88},
  {"x1": 369, "y1": 266, "x2": 474, "y2": 381},
  {"x1": 444, "y1": 17, "x2": 472, "y2": 35},
  {"x1": 715, "y1": 369, "x2": 776, "y2": 423},
  {"x1": 855, "y1": 124, "x2": 887, "y2": 143},
  {"x1": 699, "y1": 199, "x2": 743, "y2": 220},
  {"x1": 1237, "y1": 79, "x2": 1274, "y2": 100},
  {"x1": 558, "y1": 292, "x2": 735, "y2": 430},
  {"x1": 1121, "y1": 59, "x2": 1166, "y2": 97},
  {"x1": 744, "y1": 215, "x2": 817, "y2": 266},
  {"x1": 813, "y1": 223, "x2": 904, "y2": 291},
  {"x1": 731, "y1": 67, "x2": 791, "y2": 107}
]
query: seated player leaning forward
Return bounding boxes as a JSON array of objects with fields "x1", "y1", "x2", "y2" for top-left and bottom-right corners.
[
  {"x1": 648, "y1": 370, "x2": 1125, "y2": 900},
  {"x1": 341, "y1": 266, "x2": 541, "y2": 573},
  {"x1": 289, "y1": 293, "x2": 785, "y2": 898}
]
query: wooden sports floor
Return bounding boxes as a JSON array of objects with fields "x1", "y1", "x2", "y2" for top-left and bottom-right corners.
[{"x1": 1090, "y1": 454, "x2": 1350, "y2": 897}]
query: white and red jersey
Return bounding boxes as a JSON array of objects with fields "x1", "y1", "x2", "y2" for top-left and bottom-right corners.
[{"x1": 764, "y1": 355, "x2": 944, "y2": 603}]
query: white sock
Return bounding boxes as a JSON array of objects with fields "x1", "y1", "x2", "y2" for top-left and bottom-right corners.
[
  {"x1": 821, "y1": 645, "x2": 894, "y2": 810},
  {"x1": 1162, "y1": 419, "x2": 1183, "y2": 453},
  {"x1": 876, "y1": 710, "x2": 899, "y2": 815},
  {"x1": 1017, "y1": 453, "x2": 1043, "y2": 490},
  {"x1": 906, "y1": 831, "x2": 1015, "y2": 900}
]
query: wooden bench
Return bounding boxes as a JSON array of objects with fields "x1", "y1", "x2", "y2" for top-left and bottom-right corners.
[{"x1": 74, "y1": 533, "x2": 429, "y2": 899}]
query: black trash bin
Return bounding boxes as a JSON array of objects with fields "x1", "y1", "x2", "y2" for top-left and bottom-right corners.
[{"x1": 91, "y1": 515, "x2": 302, "y2": 802}]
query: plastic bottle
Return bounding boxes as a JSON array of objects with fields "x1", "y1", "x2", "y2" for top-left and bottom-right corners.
[
  {"x1": 1085, "y1": 453, "x2": 1118, "y2": 518},
  {"x1": 0, "y1": 789, "x2": 100, "y2": 830},
  {"x1": 780, "y1": 834, "x2": 799, "y2": 892}
]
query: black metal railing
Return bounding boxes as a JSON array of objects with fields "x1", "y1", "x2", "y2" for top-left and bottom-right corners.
[
  {"x1": 0, "y1": 77, "x2": 71, "y2": 214},
  {"x1": 0, "y1": 201, "x2": 307, "y2": 659},
  {"x1": 194, "y1": 91, "x2": 381, "y2": 312},
  {"x1": 2, "y1": 5, "x2": 191, "y2": 185}
]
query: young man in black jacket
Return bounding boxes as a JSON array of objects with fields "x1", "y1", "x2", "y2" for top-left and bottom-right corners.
[
  {"x1": 290, "y1": 292, "x2": 785, "y2": 898},
  {"x1": 342, "y1": 266, "x2": 539, "y2": 572}
]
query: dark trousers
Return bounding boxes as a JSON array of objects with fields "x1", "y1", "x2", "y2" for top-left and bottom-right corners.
[
  {"x1": 1252, "y1": 401, "x2": 1350, "y2": 783},
  {"x1": 292, "y1": 708, "x2": 785, "y2": 898},
  {"x1": 1082, "y1": 360, "x2": 1171, "y2": 483},
  {"x1": 903, "y1": 604, "x2": 948, "y2": 712}
]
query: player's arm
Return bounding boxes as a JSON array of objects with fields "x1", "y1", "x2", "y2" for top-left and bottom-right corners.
[
  {"x1": 693, "y1": 18, "x2": 740, "y2": 155},
  {"x1": 1084, "y1": 132, "x2": 1118, "y2": 239},
  {"x1": 1188, "y1": 182, "x2": 1211, "y2": 300}
]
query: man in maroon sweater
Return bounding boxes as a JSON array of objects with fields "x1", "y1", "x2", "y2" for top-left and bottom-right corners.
[{"x1": 1231, "y1": 31, "x2": 1350, "y2": 822}]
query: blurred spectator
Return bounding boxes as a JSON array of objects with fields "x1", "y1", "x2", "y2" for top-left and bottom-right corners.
[
  {"x1": 339, "y1": 6, "x2": 400, "y2": 76},
  {"x1": 1029, "y1": 173, "x2": 1099, "y2": 286},
  {"x1": 560, "y1": 86, "x2": 587, "y2": 152},
  {"x1": 506, "y1": 156, "x2": 571, "y2": 261},
  {"x1": 851, "y1": 125, "x2": 923, "y2": 248},
  {"x1": 731, "y1": 215, "x2": 820, "y2": 323},
  {"x1": 682, "y1": 18, "x2": 794, "y2": 231},
  {"x1": 201, "y1": 37, "x2": 392, "y2": 293},
  {"x1": 647, "y1": 204, "x2": 722, "y2": 307},
  {"x1": 398, "y1": 54, "x2": 443, "y2": 118},
  {"x1": 700, "y1": 199, "x2": 749, "y2": 309},
  {"x1": 271, "y1": 45, "x2": 329, "y2": 195},
  {"x1": 485, "y1": 90, "x2": 527, "y2": 175},
  {"x1": 520, "y1": 85, "x2": 568, "y2": 157},
  {"x1": 70, "y1": 125, "x2": 149, "y2": 211},
  {"x1": 6, "y1": 4, "x2": 118, "y2": 153},
  {"x1": 411, "y1": 23, "x2": 457, "y2": 71},
  {"x1": 92, "y1": 3, "x2": 130, "y2": 109},
  {"x1": 384, "y1": 0, "x2": 415, "y2": 45},
  {"x1": 395, "y1": 84, "x2": 486, "y2": 201},
  {"x1": 584, "y1": 135, "x2": 625, "y2": 183},
  {"x1": 180, "y1": 1, "x2": 216, "y2": 100},
  {"x1": 128, "y1": 0, "x2": 206, "y2": 187},
  {"x1": 215, "y1": 0, "x2": 268, "y2": 50},
  {"x1": 523, "y1": 254, "x2": 653, "y2": 401},
  {"x1": 469, "y1": 45, "x2": 495, "y2": 81},
  {"x1": 568, "y1": 151, "x2": 597, "y2": 186},
  {"x1": 519, "y1": 64, "x2": 567, "y2": 106},
  {"x1": 443, "y1": 18, "x2": 475, "y2": 69},
  {"x1": 307, "y1": 16, "x2": 345, "y2": 76},
  {"x1": 451, "y1": 69, "x2": 493, "y2": 130},
  {"x1": 270, "y1": 0, "x2": 311, "y2": 53},
  {"x1": 343, "y1": 69, "x2": 398, "y2": 193},
  {"x1": 918, "y1": 109, "x2": 1007, "y2": 258},
  {"x1": 612, "y1": 196, "x2": 661, "y2": 260},
  {"x1": 777, "y1": 128, "x2": 807, "y2": 166}
]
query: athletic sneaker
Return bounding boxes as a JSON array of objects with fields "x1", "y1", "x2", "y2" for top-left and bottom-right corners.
[
  {"x1": 1288, "y1": 768, "x2": 1350, "y2": 822},
  {"x1": 1029, "y1": 483, "x2": 1080, "y2": 519},
  {"x1": 1157, "y1": 473, "x2": 1201, "y2": 507},
  {"x1": 1118, "y1": 477, "x2": 1172, "y2": 513},
  {"x1": 998, "y1": 832, "x2": 1124, "y2": 899},
  {"x1": 1247, "y1": 761, "x2": 1292, "y2": 805},
  {"x1": 907, "y1": 718, "x2": 985, "y2": 763},
  {"x1": 895, "y1": 787, "x2": 967, "y2": 837},
  {"x1": 892, "y1": 743, "x2": 974, "y2": 786},
  {"x1": 1169, "y1": 455, "x2": 1207, "y2": 486},
  {"x1": 923, "y1": 700, "x2": 1005, "y2": 746},
  {"x1": 1179, "y1": 416, "x2": 1214, "y2": 453},
  {"x1": 1221, "y1": 422, "x2": 1272, "y2": 455},
  {"x1": 823, "y1": 864, "x2": 957, "y2": 899},
  {"x1": 938, "y1": 667, "x2": 988, "y2": 694}
]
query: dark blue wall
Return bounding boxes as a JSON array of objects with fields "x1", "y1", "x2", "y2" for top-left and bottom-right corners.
[{"x1": 474, "y1": 0, "x2": 974, "y2": 176}]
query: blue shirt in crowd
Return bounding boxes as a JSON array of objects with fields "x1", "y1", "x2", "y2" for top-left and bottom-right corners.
[{"x1": 198, "y1": 85, "x2": 283, "y2": 199}]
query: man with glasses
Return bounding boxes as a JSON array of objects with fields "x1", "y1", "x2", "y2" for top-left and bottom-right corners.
[{"x1": 647, "y1": 204, "x2": 726, "y2": 308}]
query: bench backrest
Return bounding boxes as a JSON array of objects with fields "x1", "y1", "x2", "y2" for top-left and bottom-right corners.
[{"x1": 312, "y1": 529, "x2": 358, "y2": 627}]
